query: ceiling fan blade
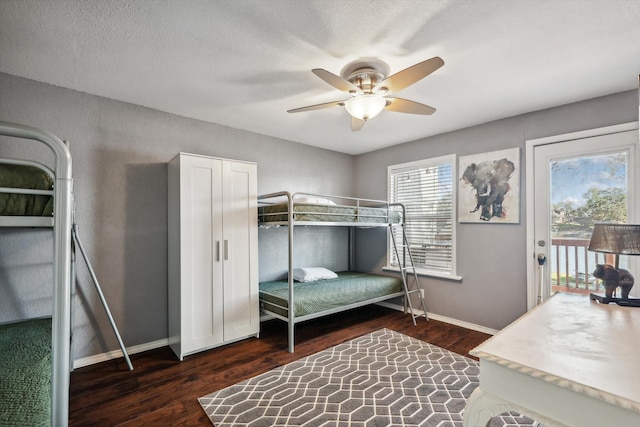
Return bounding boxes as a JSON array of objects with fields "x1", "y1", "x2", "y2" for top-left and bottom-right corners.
[
  {"x1": 385, "y1": 97, "x2": 436, "y2": 115},
  {"x1": 374, "y1": 56, "x2": 444, "y2": 94},
  {"x1": 312, "y1": 69, "x2": 361, "y2": 93},
  {"x1": 351, "y1": 116, "x2": 366, "y2": 132},
  {"x1": 287, "y1": 100, "x2": 346, "y2": 113}
]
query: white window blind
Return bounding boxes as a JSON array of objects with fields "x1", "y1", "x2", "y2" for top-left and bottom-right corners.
[{"x1": 388, "y1": 155, "x2": 456, "y2": 275}]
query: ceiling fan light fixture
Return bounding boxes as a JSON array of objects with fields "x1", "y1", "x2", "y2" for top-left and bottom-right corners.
[
  {"x1": 345, "y1": 94, "x2": 386, "y2": 120},
  {"x1": 289, "y1": 57, "x2": 444, "y2": 130}
]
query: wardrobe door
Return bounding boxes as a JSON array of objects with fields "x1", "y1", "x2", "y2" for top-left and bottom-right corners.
[
  {"x1": 181, "y1": 155, "x2": 224, "y2": 354},
  {"x1": 222, "y1": 160, "x2": 259, "y2": 340}
]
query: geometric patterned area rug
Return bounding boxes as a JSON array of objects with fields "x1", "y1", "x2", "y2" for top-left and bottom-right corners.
[{"x1": 199, "y1": 329, "x2": 541, "y2": 427}]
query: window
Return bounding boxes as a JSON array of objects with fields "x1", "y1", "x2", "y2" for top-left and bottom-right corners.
[{"x1": 388, "y1": 155, "x2": 457, "y2": 278}]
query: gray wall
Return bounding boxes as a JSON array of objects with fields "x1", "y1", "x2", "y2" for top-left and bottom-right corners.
[
  {"x1": 353, "y1": 90, "x2": 638, "y2": 330},
  {"x1": 1, "y1": 70, "x2": 637, "y2": 360},
  {"x1": 0, "y1": 72, "x2": 353, "y2": 360}
]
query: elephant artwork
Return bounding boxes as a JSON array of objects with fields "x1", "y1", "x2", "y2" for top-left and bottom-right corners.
[
  {"x1": 458, "y1": 148, "x2": 520, "y2": 224},
  {"x1": 461, "y1": 158, "x2": 515, "y2": 221}
]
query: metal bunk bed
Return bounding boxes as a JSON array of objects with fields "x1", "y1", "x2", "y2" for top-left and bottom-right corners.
[
  {"x1": 258, "y1": 191, "x2": 428, "y2": 353},
  {"x1": 0, "y1": 121, "x2": 131, "y2": 427}
]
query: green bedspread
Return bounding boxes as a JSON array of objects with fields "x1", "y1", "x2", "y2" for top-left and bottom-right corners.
[
  {"x1": 0, "y1": 318, "x2": 52, "y2": 427},
  {"x1": 259, "y1": 271, "x2": 403, "y2": 318},
  {"x1": 0, "y1": 164, "x2": 54, "y2": 216},
  {"x1": 258, "y1": 203, "x2": 401, "y2": 224}
]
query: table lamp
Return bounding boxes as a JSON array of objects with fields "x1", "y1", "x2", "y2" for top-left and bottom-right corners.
[{"x1": 588, "y1": 223, "x2": 640, "y2": 306}]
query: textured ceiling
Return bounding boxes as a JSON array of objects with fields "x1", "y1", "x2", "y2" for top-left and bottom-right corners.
[{"x1": 1, "y1": 0, "x2": 639, "y2": 155}]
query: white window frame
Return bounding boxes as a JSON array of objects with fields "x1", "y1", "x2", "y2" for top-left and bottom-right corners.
[{"x1": 386, "y1": 154, "x2": 461, "y2": 280}]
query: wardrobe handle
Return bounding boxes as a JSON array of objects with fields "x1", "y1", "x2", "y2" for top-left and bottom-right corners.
[
  {"x1": 216, "y1": 241, "x2": 221, "y2": 261},
  {"x1": 224, "y1": 240, "x2": 229, "y2": 260}
]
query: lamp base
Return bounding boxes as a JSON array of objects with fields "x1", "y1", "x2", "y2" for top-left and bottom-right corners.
[{"x1": 590, "y1": 293, "x2": 640, "y2": 307}]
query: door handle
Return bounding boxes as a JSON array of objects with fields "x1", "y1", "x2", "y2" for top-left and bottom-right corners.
[
  {"x1": 224, "y1": 240, "x2": 229, "y2": 261},
  {"x1": 537, "y1": 253, "x2": 547, "y2": 305},
  {"x1": 216, "y1": 241, "x2": 221, "y2": 261},
  {"x1": 537, "y1": 253, "x2": 546, "y2": 266}
]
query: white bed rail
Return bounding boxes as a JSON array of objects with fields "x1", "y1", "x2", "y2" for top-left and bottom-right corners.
[
  {"x1": 258, "y1": 191, "x2": 295, "y2": 350},
  {"x1": 0, "y1": 157, "x2": 55, "y2": 178},
  {"x1": 0, "y1": 157, "x2": 56, "y2": 227},
  {"x1": 0, "y1": 121, "x2": 73, "y2": 427}
]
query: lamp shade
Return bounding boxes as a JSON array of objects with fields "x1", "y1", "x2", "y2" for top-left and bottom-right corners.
[
  {"x1": 588, "y1": 223, "x2": 640, "y2": 255},
  {"x1": 345, "y1": 95, "x2": 386, "y2": 120}
]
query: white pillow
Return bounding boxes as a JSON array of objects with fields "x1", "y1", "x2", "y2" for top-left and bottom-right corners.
[
  {"x1": 293, "y1": 267, "x2": 338, "y2": 282},
  {"x1": 295, "y1": 196, "x2": 336, "y2": 205}
]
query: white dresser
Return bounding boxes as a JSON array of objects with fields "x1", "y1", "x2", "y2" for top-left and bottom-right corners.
[
  {"x1": 464, "y1": 292, "x2": 640, "y2": 426},
  {"x1": 167, "y1": 153, "x2": 259, "y2": 360}
]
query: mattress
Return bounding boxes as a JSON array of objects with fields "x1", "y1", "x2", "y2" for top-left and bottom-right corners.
[
  {"x1": 259, "y1": 271, "x2": 403, "y2": 318},
  {"x1": 0, "y1": 318, "x2": 52, "y2": 426},
  {"x1": 258, "y1": 203, "x2": 401, "y2": 224},
  {"x1": 0, "y1": 163, "x2": 54, "y2": 216}
]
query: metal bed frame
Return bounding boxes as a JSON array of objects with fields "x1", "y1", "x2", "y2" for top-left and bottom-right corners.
[
  {"x1": 1, "y1": 121, "x2": 73, "y2": 426},
  {"x1": 0, "y1": 121, "x2": 132, "y2": 427},
  {"x1": 258, "y1": 191, "x2": 413, "y2": 353}
]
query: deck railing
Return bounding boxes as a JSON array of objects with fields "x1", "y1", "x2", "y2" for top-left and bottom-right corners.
[{"x1": 550, "y1": 238, "x2": 615, "y2": 294}]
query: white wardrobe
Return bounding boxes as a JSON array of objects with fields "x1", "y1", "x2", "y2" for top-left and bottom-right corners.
[{"x1": 168, "y1": 153, "x2": 259, "y2": 361}]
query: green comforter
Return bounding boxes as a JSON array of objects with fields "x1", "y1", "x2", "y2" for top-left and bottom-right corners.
[
  {"x1": 0, "y1": 318, "x2": 52, "y2": 426},
  {"x1": 0, "y1": 164, "x2": 54, "y2": 216},
  {"x1": 260, "y1": 271, "x2": 403, "y2": 317}
]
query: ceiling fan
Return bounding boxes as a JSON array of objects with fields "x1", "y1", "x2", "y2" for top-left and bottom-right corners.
[{"x1": 288, "y1": 56, "x2": 444, "y2": 131}]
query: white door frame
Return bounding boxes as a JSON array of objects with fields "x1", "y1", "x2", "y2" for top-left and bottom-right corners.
[{"x1": 525, "y1": 122, "x2": 640, "y2": 310}]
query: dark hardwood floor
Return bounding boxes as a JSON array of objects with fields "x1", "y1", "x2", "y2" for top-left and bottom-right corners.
[{"x1": 69, "y1": 305, "x2": 492, "y2": 426}]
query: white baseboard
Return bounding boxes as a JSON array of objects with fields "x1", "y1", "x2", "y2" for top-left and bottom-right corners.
[
  {"x1": 73, "y1": 306, "x2": 496, "y2": 369},
  {"x1": 73, "y1": 338, "x2": 169, "y2": 369},
  {"x1": 376, "y1": 302, "x2": 499, "y2": 336}
]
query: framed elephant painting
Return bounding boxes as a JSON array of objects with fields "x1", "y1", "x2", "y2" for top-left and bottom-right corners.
[{"x1": 458, "y1": 148, "x2": 520, "y2": 223}]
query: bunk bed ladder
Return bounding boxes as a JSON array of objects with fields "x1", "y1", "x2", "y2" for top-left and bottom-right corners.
[
  {"x1": 72, "y1": 223, "x2": 134, "y2": 371},
  {"x1": 390, "y1": 223, "x2": 428, "y2": 324}
]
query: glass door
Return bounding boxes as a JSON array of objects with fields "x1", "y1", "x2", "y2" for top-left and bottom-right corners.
[
  {"x1": 548, "y1": 151, "x2": 628, "y2": 294},
  {"x1": 527, "y1": 126, "x2": 638, "y2": 308}
]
